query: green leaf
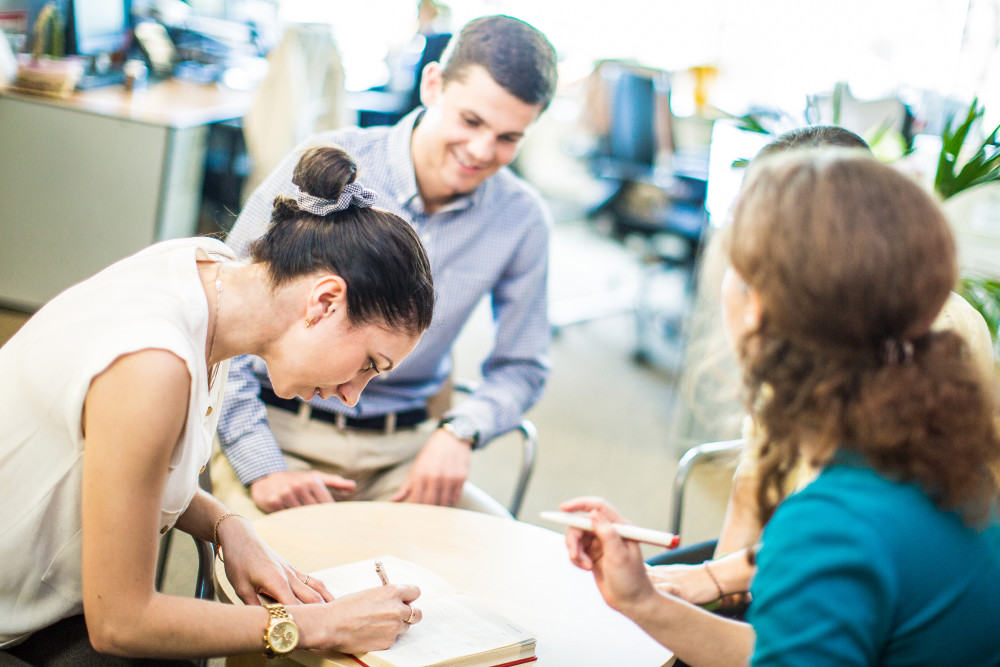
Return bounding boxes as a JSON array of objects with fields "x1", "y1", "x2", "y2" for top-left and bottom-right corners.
[
  {"x1": 958, "y1": 273, "x2": 1000, "y2": 355},
  {"x1": 735, "y1": 113, "x2": 771, "y2": 135},
  {"x1": 935, "y1": 98, "x2": 1000, "y2": 200}
]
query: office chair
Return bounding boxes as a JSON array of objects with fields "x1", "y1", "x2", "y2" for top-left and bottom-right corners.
[
  {"x1": 669, "y1": 438, "x2": 743, "y2": 538},
  {"x1": 153, "y1": 468, "x2": 216, "y2": 667},
  {"x1": 556, "y1": 61, "x2": 709, "y2": 369},
  {"x1": 593, "y1": 63, "x2": 708, "y2": 274},
  {"x1": 241, "y1": 23, "x2": 347, "y2": 196},
  {"x1": 356, "y1": 32, "x2": 452, "y2": 128},
  {"x1": 155, "y1": 463, "x2": 216, "y2": 601}
]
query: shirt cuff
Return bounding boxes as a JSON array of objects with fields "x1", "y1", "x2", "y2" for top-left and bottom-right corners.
[{"x1": 222, "y1": 430, "x2": 289, "y2": 486}]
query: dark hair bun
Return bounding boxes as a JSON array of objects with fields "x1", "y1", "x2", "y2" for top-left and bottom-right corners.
[{"x1": 292, "y1": 145, "x2": 358, "y2": 201}]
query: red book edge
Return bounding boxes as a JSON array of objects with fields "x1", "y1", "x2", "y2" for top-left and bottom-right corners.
[{"x1": 350, "y1": 655, "x2": 537, "y2": 667}]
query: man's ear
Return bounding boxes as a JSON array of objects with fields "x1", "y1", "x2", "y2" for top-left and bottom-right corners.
[
  {"x1": 306, "y1": 275, "x2": 348, "y2": 324},
  {"x1": 419, "y1": 61, "x2": 444, "y2": 107}
]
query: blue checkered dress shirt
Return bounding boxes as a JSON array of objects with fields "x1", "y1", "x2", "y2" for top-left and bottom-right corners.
[{"x1": 218, "y1": 110, "x2": 553, "y2": 485}]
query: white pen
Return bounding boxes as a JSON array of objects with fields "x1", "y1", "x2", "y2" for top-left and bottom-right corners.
[{"x1": 540, "y1": 511, "x2": 681, "y2": 549}]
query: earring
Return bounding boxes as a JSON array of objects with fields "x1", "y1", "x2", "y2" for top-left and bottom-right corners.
[{"x1": 305, "y1": 317, "x2": 315, "y2": 328}]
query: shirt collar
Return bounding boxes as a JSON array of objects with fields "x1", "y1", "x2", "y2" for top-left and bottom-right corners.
[
  {"x1": 387, "y1": 109, "x2": 421, "y2": 211},
  {"x1": 387, "y1": 108, "x2": 484, "y2": 217}
]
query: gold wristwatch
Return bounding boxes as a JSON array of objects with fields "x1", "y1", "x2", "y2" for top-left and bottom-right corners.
[{"x1": 262, "y1": 602, "x2": 300, "y2": 658}]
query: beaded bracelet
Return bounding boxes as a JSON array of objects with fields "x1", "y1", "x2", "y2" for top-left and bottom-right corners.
[
  {"x1": 212, "y1": 512, "x2": 241, "y2": 562},
  {"x1": 703, "y1": 560, "x2": 725, "y2": 601}
]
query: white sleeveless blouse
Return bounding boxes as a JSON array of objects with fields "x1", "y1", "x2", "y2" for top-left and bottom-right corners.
[{"x1": 0, "y1": 238, "x2": 235, "y2": 646}]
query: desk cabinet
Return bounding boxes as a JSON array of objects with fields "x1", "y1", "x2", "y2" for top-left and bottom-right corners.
[{"x1": 0, "y1": 82, "x2": 250, "y2": 310}]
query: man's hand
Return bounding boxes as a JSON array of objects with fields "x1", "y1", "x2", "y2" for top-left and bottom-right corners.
[
  {"x1": 391, "y1": 428, "x2": 471, "y2": 506},
  {"x1": 249, "y1": 470, "x2": 357, "y2": 513}
]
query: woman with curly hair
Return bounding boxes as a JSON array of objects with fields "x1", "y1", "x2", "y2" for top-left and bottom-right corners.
[{"x1": 560, "y1": 149, "x2": 1000, "y2": 666}]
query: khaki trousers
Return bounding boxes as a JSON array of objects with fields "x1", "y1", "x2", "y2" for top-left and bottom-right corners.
[{"x1": 211, "y1": 405, "x2": 511, "y2": 519}]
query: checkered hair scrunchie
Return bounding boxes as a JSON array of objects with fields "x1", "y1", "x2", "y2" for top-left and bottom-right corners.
[{"x1": 293, "y1": 182, "x2": 378, "y2": 216}]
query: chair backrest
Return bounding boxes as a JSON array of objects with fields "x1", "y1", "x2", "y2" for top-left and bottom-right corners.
[
  {"x1": 608, "y1": 66, "x2": 657, "y2": 169},
  {"x1": 241, "y1": 23, "x2": 346, "y2": 197},
  {"x1": 591, "y1": 62, "x2": 668, "y2": 182},
  {"x1": 403, "y1": 32, "x2": 451, "y2": 117}
]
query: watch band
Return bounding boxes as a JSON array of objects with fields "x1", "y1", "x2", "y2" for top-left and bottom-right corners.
[
  {"x1": 263, "y1": 603, "x2": 298, "y2": 658},
  {"x1": 439, "y1": 416, "x2": 480, "y2": 449}
]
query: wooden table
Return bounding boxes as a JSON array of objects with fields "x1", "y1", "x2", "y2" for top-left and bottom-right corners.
[{"x1": 215, "y1": 502, "x2": 674, "y2": 666}]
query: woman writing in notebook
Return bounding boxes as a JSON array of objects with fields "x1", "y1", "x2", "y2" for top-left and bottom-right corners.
[
  {"x1": 0, "y1": 145, "x2": 431, "y2": 664},
  {"x1": 562, "y1": 149, "x2": 1000, "y2": 665}
]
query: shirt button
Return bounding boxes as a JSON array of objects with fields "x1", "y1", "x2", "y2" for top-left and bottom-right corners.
[{"x1": 160, "y1": 525, "x2": 169, "y2": 535}]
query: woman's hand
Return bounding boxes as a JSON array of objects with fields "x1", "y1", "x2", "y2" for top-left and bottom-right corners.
[
  {"x1": 217, "y1": 516, "x2": 333, "y2": 605},
  {"x1": 647, "y1": 563, "x2": 724, "y2": 605},
  {"x1": 559, "y1": 497, "x2": 657, "y2": 616},
  {"x1": 295, "y1": 584, "x2": 423, "y2": 654}
]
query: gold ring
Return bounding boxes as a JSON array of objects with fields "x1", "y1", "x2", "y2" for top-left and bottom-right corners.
[
  {"x1": 303, "y1": 575, "x2": 311, "y2": 585},
  {"x1": 405, "y1": 606, "x2": 417, "y2": 624}
]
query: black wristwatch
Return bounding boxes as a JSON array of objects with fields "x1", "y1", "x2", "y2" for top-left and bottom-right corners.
[{"x1": 439, "y1": 415, "x2": 480, "y2": 449}]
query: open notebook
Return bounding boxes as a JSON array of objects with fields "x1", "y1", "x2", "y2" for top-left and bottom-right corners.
[{"x1": 296, "y1": 556, "x2": 536, "y2": 667}]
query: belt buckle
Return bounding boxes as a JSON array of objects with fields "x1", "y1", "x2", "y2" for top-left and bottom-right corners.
[
  {"x1": 383, "y1": 412, "x2": 397, "y2": 435},
  {"x1": 297, "y1": 401, "x2": 312, "y2": 427}
]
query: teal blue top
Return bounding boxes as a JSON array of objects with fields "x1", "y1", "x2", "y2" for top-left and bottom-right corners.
[{"x1": 749, "y1": 454, "x2": 1000, "y2": 666}]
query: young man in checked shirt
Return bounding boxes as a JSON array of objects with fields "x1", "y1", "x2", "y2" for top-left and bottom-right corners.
[{"x1": 213, "y1": 15, "x2": 558, "y2": 517}]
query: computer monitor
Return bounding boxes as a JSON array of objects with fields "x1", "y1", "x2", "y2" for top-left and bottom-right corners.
[
  {"x1": 65, "y1": 0, "x2": 131, "y2": 88},
  {"x1": 67, "y1": 0, "x2": 130, "y2": 60}
]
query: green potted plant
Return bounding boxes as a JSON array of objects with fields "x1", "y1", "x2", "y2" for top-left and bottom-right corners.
[
  {"x1": 11, "y1": 2, "x2": 83, "y2": 98},
  {"x1": 934, "y1": 97, "x2": 1000, "y2": 199},
  {"x1": 937, "y1": 98, "x2": 1000, "y2": 356}
]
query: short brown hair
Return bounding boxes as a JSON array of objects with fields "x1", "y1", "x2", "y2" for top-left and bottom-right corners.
[
  {"x1": 440, "y1": 15, "x2": 558, "y2": 111},
  {"x1": 755, "y1": 125, "x2": 869, "y2": 161}
]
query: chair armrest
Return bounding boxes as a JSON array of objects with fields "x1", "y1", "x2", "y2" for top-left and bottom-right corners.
[
  {"x1": 194, "y1": 536, "x2": 215, "y2": 601},
  {"x1": 453, "y1": 378, "x2": 537, "y2": 518}
]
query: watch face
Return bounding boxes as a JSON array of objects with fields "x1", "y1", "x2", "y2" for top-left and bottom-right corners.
[
  {"x1": 444, "y1": 417, "x2": 477, "y2": 442},
  {"x1": 268, "y1": 620, "x2": 299, "y2": 653}
]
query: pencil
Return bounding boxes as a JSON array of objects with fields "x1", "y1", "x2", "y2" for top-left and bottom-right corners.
[{"x1": 375, "y1": 559, "x2": 390, "y2": 585}]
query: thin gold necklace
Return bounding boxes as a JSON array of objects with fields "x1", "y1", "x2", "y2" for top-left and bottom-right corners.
[{"x1": 207, "y1": 262, "x2": 222, "y2": 389}]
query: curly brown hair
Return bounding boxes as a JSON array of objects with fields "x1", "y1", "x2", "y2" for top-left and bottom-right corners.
[{"x1": 724, "y1": 149, "x2": 1000, "y2": 526}]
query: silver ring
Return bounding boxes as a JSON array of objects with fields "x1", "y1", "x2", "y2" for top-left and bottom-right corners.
[{"x1": 405, "y1": 606, "x2": 417, "y2": 624}]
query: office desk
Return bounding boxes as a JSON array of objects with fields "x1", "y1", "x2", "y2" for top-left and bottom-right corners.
[
  {"x1": 0, "y1": 80, "x2": 252, "y2": 310},
  {"x1": 215, "y1": 502, "x2": 674, "y2": 667}
]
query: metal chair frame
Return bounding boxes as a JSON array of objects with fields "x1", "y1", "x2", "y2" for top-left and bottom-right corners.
[
  {"x1": 669, "y1": 438, "x2": 743, "y2": 536},
  {"x1": 452, "y1": 378, "x2": 538, "y2": 519}
]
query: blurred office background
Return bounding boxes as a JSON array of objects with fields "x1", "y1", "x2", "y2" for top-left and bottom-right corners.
[{"x1": 2, "y1": 0, "x2": 1000, "y2": 575}]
